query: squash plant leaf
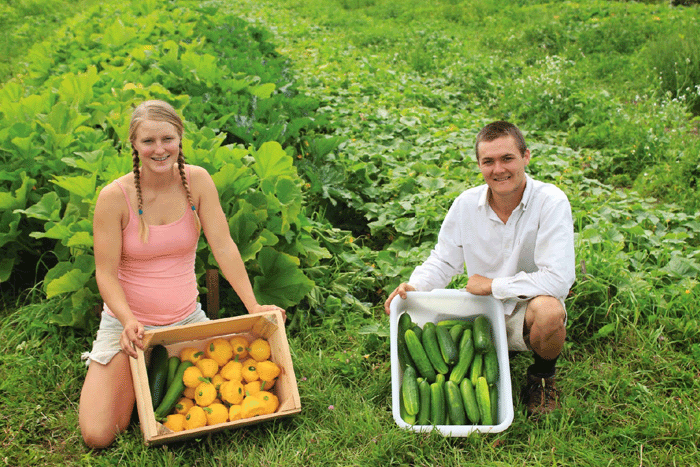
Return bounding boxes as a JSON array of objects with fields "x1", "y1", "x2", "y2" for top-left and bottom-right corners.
[
  {"x1": 0, "y1": 257, "x2": 15, "y2": 282},
  {"x1": 14, "y1": 192, "x2": 62, "y2": 222},
  {"x1": 253, "y1": 247, "x2": 314, "y2": 308},
  {"x1": 252, "y1": 141, "x2": 296, "y2": 180},
  {"x1": 0, "y1": 172, "x2": 36, "y2": 211},
  {"x1": 0, "y1": 210, "x2": 21, "y2": 249},
  {"x1": 51, "y1": 173, "x2": 97, "y2": 199},
  {"x1": 250, "y1": 82, "x2": 276, "y2": 99},
  {"x1": 44, "y1": 257, "x2": 95, "y2": 298},
  {"x1": 46, "y1": 268, "x2": 93, "y2": 298}
]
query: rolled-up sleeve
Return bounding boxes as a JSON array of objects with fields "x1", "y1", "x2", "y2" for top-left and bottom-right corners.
[{"x1": 409, "y1": 197, "x2": 466, "y2": 291}]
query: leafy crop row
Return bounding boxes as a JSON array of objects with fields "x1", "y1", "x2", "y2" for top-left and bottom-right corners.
[
  {"x1": 225, "y1": 0, "x2": 700, "y2": 345},
  {"x1": 0, "y1": 0, "x2": 339, "y2": 328}
]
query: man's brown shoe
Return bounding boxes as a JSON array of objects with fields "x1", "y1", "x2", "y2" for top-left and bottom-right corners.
[{"x1": 523, "y1": 369, "x2": 560, "y2": 418}]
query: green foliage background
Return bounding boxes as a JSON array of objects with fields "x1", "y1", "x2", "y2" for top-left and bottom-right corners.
[{"x1": 1, "y1": 0, "x2": 699, "y2": 465}]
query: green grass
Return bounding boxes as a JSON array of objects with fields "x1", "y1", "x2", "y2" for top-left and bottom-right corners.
[{"x1": 2, "y1": 0, "x2": 700, "y2": 465}]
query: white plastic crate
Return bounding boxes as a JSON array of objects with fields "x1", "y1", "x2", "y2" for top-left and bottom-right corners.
[{"x1": 390, "y1": 290, "x2": 514, "y2": 435}]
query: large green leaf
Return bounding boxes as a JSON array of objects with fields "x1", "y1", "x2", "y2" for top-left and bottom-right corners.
[
  {"x1": 36, "y1": 102, "x2": 91, "y2": 150},
  {"x1": 44, "y1": 256, "x2": 95, "y2": 298},
  {"x1": 0, "y1": 210, "x2": 21, "y2": 249},
  {"x1": 252, "y1": 141, "x2": 296, "y2": 180},
  {"x1": 253, "y1": 247, "x2": 314, "y2": 308},
  {"x1": 57, "y1": 66, "x2": 99, "y2": 107},
  {"x1": 211, "y1": 163, "x2": 258, "y2": 197},
  {"x1": 51, "y1": 173, "x2": 97, "y2": 199},
  {"x1": 47, "y1": 288, "x2": 99, "y2": 330},
  {"x1": 46, "y1": 268, "x2": 94, "y2": 298},
  {"x1": 13, "y1": 191, "x2": 61, "y2": 222},
  {"x1": 0, "y1": 172, "x2": 35, "y2": 211},
  {"x1": 226, "y1": 199, "x2": 276, "y2": 264},
  {"x1": 66, "y1": 231, "x2": 94, "y2": 249},
  {"x1": 0, "y1": 257, "x2": 15, "y2": 282},
  {"x1": 250, "y1": 82, "x2": 276, "y2": 99}
]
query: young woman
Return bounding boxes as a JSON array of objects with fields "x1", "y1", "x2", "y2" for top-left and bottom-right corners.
[{"x1": 79, "y1": 100, "x2": 286, "y2": 448}]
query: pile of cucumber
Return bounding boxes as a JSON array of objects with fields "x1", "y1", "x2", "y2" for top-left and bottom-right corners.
[
  {"x1": 397, "y1": 313, "x2": 499, "y2": 426},
  {"x1": 147, "y1": 344, "x2": 194, "y2": 421}
]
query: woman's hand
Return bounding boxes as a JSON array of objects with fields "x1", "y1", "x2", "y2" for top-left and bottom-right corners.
[
  {"x1": 120, "y1": 318, "x2": 145, "y2": 358},
  {"x1": 250, "y1": 303, "x2": 287, "y2": 322}
]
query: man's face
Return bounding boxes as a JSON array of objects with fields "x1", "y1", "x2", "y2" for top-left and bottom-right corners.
[{"x1": 477, "y1": 135, "x2": 531, "y2": 201}]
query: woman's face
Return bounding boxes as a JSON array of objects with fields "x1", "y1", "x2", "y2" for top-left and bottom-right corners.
[{"x1": 132, "y1": 119, "x2": 181, "y2": 175}]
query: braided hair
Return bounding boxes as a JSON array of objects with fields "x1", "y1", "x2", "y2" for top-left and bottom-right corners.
[{"x1": 128, "y1": 100, "x2": 201, "y2": 243}]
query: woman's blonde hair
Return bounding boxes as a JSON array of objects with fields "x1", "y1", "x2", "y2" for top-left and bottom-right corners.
[{"x1": 128, "y1": 100, "x2": 201, "y2": 243}]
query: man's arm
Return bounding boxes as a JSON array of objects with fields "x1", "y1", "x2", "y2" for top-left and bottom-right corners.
[{"x1": 407, "y1": 196, "x2": 466, "y2": 291}]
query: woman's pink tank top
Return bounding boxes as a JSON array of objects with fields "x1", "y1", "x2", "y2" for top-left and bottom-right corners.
[{"x1": 103, "y1": 167, "x2": 200, "y2": 325}]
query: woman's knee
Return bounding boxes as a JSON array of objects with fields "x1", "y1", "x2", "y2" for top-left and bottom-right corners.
[
  {"x1": 79, "y1": 354, "x2": 134, "y2": 449},
  {"x1": 81, "y1": 425, "x2": 118, "y2": 450}
]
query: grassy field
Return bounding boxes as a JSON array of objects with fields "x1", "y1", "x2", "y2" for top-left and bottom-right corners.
[{"x1": 1, "y1": 0, "x2": 699, "y2": 465}]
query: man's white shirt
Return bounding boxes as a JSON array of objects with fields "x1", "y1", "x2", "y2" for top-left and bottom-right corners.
[{"x1": 408, "y1": 174, "x2": 576, "y2": 316}]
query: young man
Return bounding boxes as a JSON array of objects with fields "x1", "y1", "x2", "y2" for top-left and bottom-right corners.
[{"x1": 384, "y1": 121, "x2": 575, "y2": 418}]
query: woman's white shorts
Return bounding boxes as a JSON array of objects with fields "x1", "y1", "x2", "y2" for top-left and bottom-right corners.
[{"x1": 81, "y1": 303, "x2": 210, "y2": 366}]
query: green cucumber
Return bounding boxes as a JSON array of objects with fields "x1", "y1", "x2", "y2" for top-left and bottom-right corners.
[
  {"x1": 437, "y1": 319, "x2": 471, "y2": 328},
  {"x1": 444, "y1": 380, "x2": 467, "y2": 425},
  {"x1": 417, "y1": 379, "x2": 431, "y2": 425},
  {"x1": 404, "y1": 329, "x2": 437, "y2": 383},
  {"x1": 397, "y1": 312, "x2": 416, "y2": 371},
  {"x1": 401, "y1": 365, "x2": 420, "y2": 416},
  {"x1": 166, "y1": 355, "x2": 181, "y2": 389},
  {"x1": 483, "y1": 347, "x2": 499, "y2": 385},
  {"x1": 154, "y1": 360, "x2": 193, "y2": 420},
  {"x1": 449, "y1": 323, "x2": 465, "y2": 347},
  {"x1": 460, "y1": 378, "x2": 480, "y2": 424},
  {"x1": 476, "y1": 376, "x2": 493, "y2": 425},
  {"x1": 449, "y1": 329, "x2": 475, "y2": 385},
  {"x1": 411, "y1": 324, "x2": 422, "y2": 342},
  {"x1": 489, "y1": 383, "x2": 498, "y2": 424},
  {"x1": 430, "y1": 380, "x2": 446, "y2": 425},
  {"x1": 473, "y1": 315, "x2": 494, "y2": 353},
  {"x1": 400, "y1": 389, "x2": 416, "y2": 425},
  {"x1": 436, "y1": 325, "x2": 458, "y2": 366},
  {"x1": 147, "y1": 344, "x2": 169, "y2": 409},
  {"x1": 422, "y1": 323, "x2": 449, "y2": 374},
  {"x1": 470, "y1": 353, "x2": 483, "y2": 388}
]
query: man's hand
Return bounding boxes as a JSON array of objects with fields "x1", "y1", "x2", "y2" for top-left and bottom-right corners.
[
  {"x1": 466, "y1": 274, "x2": 493, "y2": 296},
  {"x1": 384, "y1": 283, "x2": 416, "y2": 315}
]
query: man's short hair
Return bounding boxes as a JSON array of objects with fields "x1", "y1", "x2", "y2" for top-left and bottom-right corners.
[{"x1": 475, "y1": 121, "x2": 527, "y2": 160}]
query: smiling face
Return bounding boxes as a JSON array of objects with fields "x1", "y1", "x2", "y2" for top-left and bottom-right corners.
[
  {"x1": 477, "y1": 135, "x2": 531, "y2": 203},
  {"x1": 129, "y1": 100, "x2": 184, "y2": 177},
  {"x1": 131, "y1": 119, "x2": 181, "y2": 175}
]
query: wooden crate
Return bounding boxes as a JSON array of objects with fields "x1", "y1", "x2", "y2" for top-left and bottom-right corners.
[{"x1": 129, "y1": 310, "x2": 300, "y2": 445}]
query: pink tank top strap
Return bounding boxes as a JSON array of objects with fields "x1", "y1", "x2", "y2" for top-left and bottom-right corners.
[
  {"x1": 112, "y1": 178, "x2": 136, "y2": 218},
  {"x1": 111, "y1": 165, "x2": 191, "y2": 218}
]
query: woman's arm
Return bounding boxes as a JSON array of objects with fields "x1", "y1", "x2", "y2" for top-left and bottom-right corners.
[
  {"x1": 93, "y1": 182, "x2": 144, "y2": 357},
  {"x1": 191, "y1": 166, "x2": 286, "y2": 319}
]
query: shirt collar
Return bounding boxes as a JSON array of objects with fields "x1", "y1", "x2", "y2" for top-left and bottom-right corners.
[
  {"x1": 520, "y1": 173, "x2": 533, "y2": 210},
  {"x1": 478, "y1": 173, "x2": 534, "y2": 211}
]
